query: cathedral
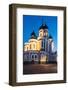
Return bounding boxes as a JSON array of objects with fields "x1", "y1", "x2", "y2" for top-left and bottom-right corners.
[{"x1": 23, "y1": 23, "x2": 57, "y2": 64}]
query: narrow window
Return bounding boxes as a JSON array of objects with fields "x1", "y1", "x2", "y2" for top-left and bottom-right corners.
[
  {"x1": 30, "y1": 44, "x2": 31, "y2": 49},
  {"x1": 42, "y1": 41, "x2": 43, "y2": 48},
  {"x1": 44, "y1": 40, "x2": 45, "y2": 49},
  {"x1": 35, "y1": 55, "x2": 37, "y2": 59},
  {"x1": 27, "y1": 47, "x2": 28, "y2": 50},
  {"x1": 32, "y1": 55, "x2": 34, "y2": 59},
  {"x1": 40, "y1": 33, "x2": 42, "y2": 37},
  {"x1": 33, "y1": 44, "x2": 35, "y2": 49}
]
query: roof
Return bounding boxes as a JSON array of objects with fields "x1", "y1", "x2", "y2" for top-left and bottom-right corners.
[
  {"x1": 30, "y1": 31, "x2": 37, "y2": 39},
  {"x1": 39, "y1": 24, "x2": 48, "y2": 30},
  {"x1": 48, "y1": 35, "x2": 53, "y2": 39}
]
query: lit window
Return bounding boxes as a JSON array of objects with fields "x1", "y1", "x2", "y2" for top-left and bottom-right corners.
[
  {"x1": 40, "y1": 33, "x2": 42, "y2": 37},
  {"x1": 44, "y1": 40, "x2": 45, "y2": 49},
  {"x1": 33, "y1": 44, "x2": 35, "y2": 49},
  {"x1": 30, "y1": 44, "x2": 31, "y2": 49},
  {"x1": 27, "y1": 47, "x2": 28, "y2": 50},
  {"x1": 42, "y1": 41, "x2": 43, "y2": 48}
]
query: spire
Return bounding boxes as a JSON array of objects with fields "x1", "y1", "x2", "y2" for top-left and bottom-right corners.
[
  {"x1": 30, "y1": 30, "x2": 37, "y2": 39},
  {"x1": 39, "y1": 24, "x2": 48, "y2": 30},
  {"x1": 39, "y1": 17, "x2": 48, "y2": 30},
  {"x1": 42, "y1": 17, "x2": 45, "y2": 26}
]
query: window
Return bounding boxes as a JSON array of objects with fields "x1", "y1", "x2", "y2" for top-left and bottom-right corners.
[
  {"x1": 35, "y1": 55, "x2": 37, "y2": 58},
  {"x1": 40, "y1": 33, "x2": 42, "y2": 37},
  {"x1": 35, "y1": 55, "x2": 38, "y2": 60},
  {"x1": 27, "y1": 47, "x2": 28, "y2": 50},
  {"x1": 44, "y1": 40, "x2": 45, "y2": 49},
  {"x1": 33, "y1": 44, "x2": 35, "y2": 49},
  {"x1": 41, "y1": 41, "x2": 43, "y2": 48},
  {"x1": 30, "y1": 44, "x2": 31, "y2": 49},
  {"x1": 32, "y1": 55, "x2": 34, "y2": 59}
]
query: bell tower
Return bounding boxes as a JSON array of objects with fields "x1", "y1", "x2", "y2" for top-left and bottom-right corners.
[
  {"x1": 48, "y1": 35, "x2": 53, "y2": 53},
  {"x1": 39, "y1": 23, "x2": 48, "y2": 39},
  {"x1": 37, "y1": 23, "x2": 48, "y2": 51}
]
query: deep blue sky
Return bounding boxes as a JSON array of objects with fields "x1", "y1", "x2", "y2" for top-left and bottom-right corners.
[{"x1": 23, "y1": 15, "x2": 57, "y2": 50}]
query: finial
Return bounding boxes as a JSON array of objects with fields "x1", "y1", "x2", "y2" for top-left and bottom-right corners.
[{"x1": 42, "y1": 17, "x2": 45, "y2": 26}]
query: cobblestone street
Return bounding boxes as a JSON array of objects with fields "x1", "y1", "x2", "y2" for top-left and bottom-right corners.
[{"x1": 23, "y1": 64, "x2": 57, "y2": 75}]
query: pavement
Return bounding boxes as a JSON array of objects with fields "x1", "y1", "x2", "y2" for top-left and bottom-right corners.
[{"x1": 23, "y1": 64, "x2": 57, "y2": 75}]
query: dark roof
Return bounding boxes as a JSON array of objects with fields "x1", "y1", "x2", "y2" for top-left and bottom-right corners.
[
  {"x1": 48, "y1": 35, "x2": 52, "y2": 39},
  {"x1": 30, "y1": 31, "x2": 37, "y2": 39},
  {"x1": 39, "y1": 24, "x2": 48, "y2": 30}
]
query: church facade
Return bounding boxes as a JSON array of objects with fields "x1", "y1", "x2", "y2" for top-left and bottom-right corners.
[{"x1": 23, "y1": 23, "x2": 57, "y2": 64}]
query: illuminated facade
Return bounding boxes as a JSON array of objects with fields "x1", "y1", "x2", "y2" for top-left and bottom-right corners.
[{"x1": 23, "y1": 23, "x2": 57, "y2": 64}]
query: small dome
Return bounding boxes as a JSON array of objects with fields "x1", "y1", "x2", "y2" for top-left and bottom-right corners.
[
  {"x1": 30, "y1": 31, "x2": 37, "y2": 39},
  {"x1": 39, "y1": 24, "x2": 48, "y2": 30},
  {"x1": 48, "y1": 35, "x2": 52, "y2": 39}
]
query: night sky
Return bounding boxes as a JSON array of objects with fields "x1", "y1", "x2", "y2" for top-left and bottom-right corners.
[{"x1": 23, "y1": 15, "x2": 57, "y2": 51}]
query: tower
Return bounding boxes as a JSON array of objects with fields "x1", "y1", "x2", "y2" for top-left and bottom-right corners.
[
  {"x1": 30, "y1": 30, "x2": 37, "y2": 39},
  {"x1": 39, "y1": 23, "x2": 48, "y2": 38},
  {"x1": 28, "y1": 30, "x2": 37, "y2": 51},
  {"x1": 38, "y1": 23, "x2": 48, "y2": 51},
  {"x1": 48, "y1": 35, "x2": 53, "y2": 53}
]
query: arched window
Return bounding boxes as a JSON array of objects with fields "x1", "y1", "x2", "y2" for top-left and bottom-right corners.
[
  {"x1": 33, "y1": 44, "x2": 35, "y2": 49},
  {"x1": 40, "y1": 33, "x2": 42, "y2": 37},
  {"x1": 35, "y1": 55, "x2": 37, "y2": 58},
  {"x1": 30, "y1": 44, "x2": 31, "y2": 49},
  {"x1": 31, "y1": 55, "x2": 34, "y2": 59},
  {"x1": 27, "y1": 47, "x2": 28, "y2": 50},
  {"x1": 44, "y1": 40, "x2": 45, "y2": 49},
  {"x1": 41, "y1": 41, "x2": 43, "y2": 48},
  {"x1": 35, "y1": 55, "x2": 38, "y2": 60}
]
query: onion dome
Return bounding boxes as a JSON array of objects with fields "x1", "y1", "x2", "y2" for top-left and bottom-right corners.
[
  {"x1": 48, "y1": 35, "x2": 52, "y2": 39},
  {"x1": 30, "y1": 31, "x2": 37, "y2": 39},
  {"x1": 39, "y1": 24, "x2": 48, "y2": 30}
]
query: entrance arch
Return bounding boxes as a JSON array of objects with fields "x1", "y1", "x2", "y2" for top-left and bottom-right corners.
[
  {"x1": 31, "y1": 54, "x2": 38, "y2": 64},
  {"x1": 40, "y1": 55, "x2": 48, "y2": 64}
]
